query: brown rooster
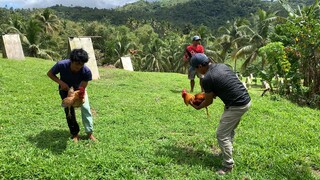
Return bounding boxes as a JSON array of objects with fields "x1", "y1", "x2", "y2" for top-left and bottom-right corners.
[
  {"x1": 181, "y1": 89, "x2": 209, "y2": 117},
  {"x1": 62, "y1": 87, "x2": 85, "y2": 117}
]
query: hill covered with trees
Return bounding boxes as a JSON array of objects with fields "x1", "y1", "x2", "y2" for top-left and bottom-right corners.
[
  {"x1": 49, "y1": 0, "x2": 316, "y2": 33},
  {"x1": 50, "y1": 0, "x2": 270, "y2": 33}
]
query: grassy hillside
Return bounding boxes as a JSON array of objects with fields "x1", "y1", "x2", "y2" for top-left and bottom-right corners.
[{"x1": 0, "y1": 58, "x2": 319, "y2": 179}]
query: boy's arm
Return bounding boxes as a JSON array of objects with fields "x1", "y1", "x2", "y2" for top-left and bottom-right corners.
[
  {"x1": 79, "y1": 81, "x2": 88, "y2": 89},
  {"x1": 47, "y1": 70, "x2": 69, "y2": 91}
]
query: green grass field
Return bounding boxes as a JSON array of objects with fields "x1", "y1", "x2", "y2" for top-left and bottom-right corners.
[{"x1": 0, "y1": 57, "x2": 319, "y2": 179}]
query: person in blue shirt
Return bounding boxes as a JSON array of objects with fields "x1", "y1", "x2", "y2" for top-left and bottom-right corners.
[{"x1": 47, "y1": 48, "x2": 97, "y2": 142}]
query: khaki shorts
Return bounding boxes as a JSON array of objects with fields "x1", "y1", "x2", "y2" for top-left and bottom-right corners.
[{"x1": 188, "y1": 67, "x2": 204, "y2": 80}]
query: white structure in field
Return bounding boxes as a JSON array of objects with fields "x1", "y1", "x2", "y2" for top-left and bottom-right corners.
[
  {"x1": 68, "y1": 37, "x2": 100, "y2": 80},
  {"x1": 120, "y1": 56, "x2": 134, "y2": 71},
  {"x1": 1, "y1": 34, "x2": 25, "y2": 60}
]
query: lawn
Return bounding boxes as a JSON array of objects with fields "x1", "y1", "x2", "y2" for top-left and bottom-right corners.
[{"x1": 0, "y1": 57, "x2": 319, "y2": 179}]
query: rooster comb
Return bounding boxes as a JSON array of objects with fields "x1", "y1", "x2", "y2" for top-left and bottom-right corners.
[{"x1": 182, "y1": 89, "x2": 187, "y2": 94}]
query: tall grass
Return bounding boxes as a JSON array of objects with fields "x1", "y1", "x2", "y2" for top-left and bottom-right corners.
[{"x1": 0, "y1": 58, "x2": 319, "y2": 179}]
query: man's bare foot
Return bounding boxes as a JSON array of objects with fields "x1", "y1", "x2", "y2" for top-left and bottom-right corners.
[
  {"x1": 88, "y1": 134, "x2": 97, "y2": 141},
  {"x1": 217, "y1": 167, "x2": 233, "y2": 175},
  {"x1": 72, "y1": 134, "x2": 79, "y2": 143}
]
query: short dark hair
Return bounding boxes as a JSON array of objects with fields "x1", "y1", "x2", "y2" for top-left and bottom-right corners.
[{"x1": 70, "y1": 48, "x2": 89, "y2": 63}]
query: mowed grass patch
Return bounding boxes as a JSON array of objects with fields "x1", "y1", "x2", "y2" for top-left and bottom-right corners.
[{"x1": 0, "y1": 58, "x2": 319, "y2": 179}]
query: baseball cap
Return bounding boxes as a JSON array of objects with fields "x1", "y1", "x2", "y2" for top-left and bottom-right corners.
[
  {"x1": 190, "y1": 53, "x2": 209, "y2": 68},
  {"x1": 192, "y1": 35, "x2": 201, "y2": 41}
]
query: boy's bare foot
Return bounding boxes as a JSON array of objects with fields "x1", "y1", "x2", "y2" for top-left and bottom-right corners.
[
  {"x1": 72, "y1": 134, "x2": 79, "y2": 143},
  {"x1": 88, "y1": 134, "x2": 97, "y2": 141},
  {"x1": 217, "y1": 167, "x2": 233, "y2": 175}
]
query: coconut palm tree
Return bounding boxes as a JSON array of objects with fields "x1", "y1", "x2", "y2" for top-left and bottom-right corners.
[
  {"x1": 35, "y1": 8, "x2": 60, "y2": 35},
  {"x1": 0, "y1": 13, "x2": 25, "y2": 35},
  {"x1": 160, "y1": 36, "x2": 186, "y2": 73},
  {"x1": 114, "y1": 41, "x2": 135, "y2": 65},
  {"x1": 215, "y1": 18, "x2": 252, "y2": 70},
  {"x1": 235, "y1": 9, "x2": 284, "y2": 71},
  {"x1": 141, "y1": 39, "x2": 167, "y2": 72},
  {"x1": 21, "y1": 19, "x2": 58, "y2": 60}
]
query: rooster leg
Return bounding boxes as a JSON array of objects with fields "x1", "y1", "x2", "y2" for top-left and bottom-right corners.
[
  {"x1": 67, "y1": 107, "x2": 71, "y2": 118},
  {"x1": 205, "y1": 107, "x2": 210, "y2": 118}
]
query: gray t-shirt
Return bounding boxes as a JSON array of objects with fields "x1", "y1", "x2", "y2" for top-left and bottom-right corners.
[{"x1": 202, "y1": 63, "x2": 251, "y2": 107}]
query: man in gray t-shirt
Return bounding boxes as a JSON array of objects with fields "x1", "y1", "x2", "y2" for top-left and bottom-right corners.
[{"x1": 189, "y1": 53, "x2": 251, "y2": 175}]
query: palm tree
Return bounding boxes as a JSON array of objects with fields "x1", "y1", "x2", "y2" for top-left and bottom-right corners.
[
  {"x1": 161, "y1": 36, "x2": 186, "y2": 73},
  {"x1": 35, "y1": 8, "x2": 60, "y2": 35},
  {"x1": 141, "y1": 39, "x2": 166, "y2": 72},
  {"x1": 215, "y1": 18, "x2": 252, "y2": 69},
  {"x1": 0, "y1": 13, "x2": 25, "y2": 34},
  {"x1": 235, "y1": 9, "x2": 283, "y2": 71},
  {"x1": 21, "y1": 19, "x2": 58, "y2": 60},
  {"x1": 8, "y1": 14, "x2": 25, "y2": 33},
  {"x1": 114, "y1": 40, "x2": 135, "y2": 66}
]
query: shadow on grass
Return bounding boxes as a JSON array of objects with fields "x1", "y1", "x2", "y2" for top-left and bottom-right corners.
[
  {"x1": 170, "y1": 89, "x2": 183, "y2": 94},
  {"x1": 27, "y1": 129, "x2": 69, "y2": 155},
  {"x1": 156, "y1": 145, "x2": 222, "y2": 170}
]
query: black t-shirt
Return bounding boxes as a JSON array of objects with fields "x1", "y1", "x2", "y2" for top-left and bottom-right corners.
[{"x1": 202, "y1": 63, "x2": 251, "y2": 107}]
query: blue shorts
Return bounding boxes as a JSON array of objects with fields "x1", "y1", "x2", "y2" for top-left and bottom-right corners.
[{"x1": 188, "y1": 67, "x2": 204, "y2": 80}]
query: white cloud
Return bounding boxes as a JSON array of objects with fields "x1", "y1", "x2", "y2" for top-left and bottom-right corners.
[{"x1": 0, "y1": 0, "x2": 154, "y2": 9}]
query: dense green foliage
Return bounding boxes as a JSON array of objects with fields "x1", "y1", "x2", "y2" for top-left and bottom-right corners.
[
  {"x1": 49, "y1": 0, "x2": 269, "y2": 32},
  {"x1": 266, "y1": 0, "x2": 320, "y2": 106},
  {"x1": 0, "y1": 58, "x2": 319, "y2": 179},
  {"x1": 259, "y1": 42, "x2": 290, "y2": 91},
  {"x1": 47, "y1": 0, "x2": 316, "y2": 33}
]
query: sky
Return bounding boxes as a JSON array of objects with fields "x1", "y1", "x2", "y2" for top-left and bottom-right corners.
[{"x1": 0, "y1": 0, "x2": 157, "y2": 9}]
